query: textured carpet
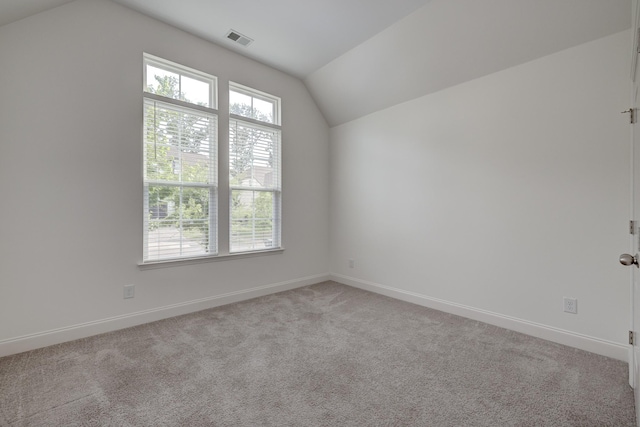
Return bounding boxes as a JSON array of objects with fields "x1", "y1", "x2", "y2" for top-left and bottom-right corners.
[{"x1": 0, "y1": 281, "x2": 635, "y2": 426}]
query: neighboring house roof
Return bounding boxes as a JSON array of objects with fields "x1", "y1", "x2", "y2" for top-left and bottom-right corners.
[
  {"x1": 244, "y1": 165, "x2": 274, "y2": 188},
  {"x1": 167, "y1": 145, "x2": 210, "y2": 168},
  {"x1": 168, "y1": 146, "x2": 276, "y2": 189}
]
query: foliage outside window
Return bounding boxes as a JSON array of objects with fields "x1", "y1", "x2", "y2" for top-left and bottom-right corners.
[
  {"x1": 229, "y1": 82, "x2": 281, "y2": 253},
  {"x1": 143, "y1": 54, "x2": 218, "y2": 262}
]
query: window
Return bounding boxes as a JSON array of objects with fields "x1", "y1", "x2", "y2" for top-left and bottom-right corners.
[
  {"x1": 143, "y1": 54, "x2": 218, "y2": 262},
  {"x1": 229, "y1": 82, "x2": 281, "y2": 253}
]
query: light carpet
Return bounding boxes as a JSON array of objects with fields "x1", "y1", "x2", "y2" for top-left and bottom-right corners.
[{"x1": 0, "y1": 281, "x2": 635, "y2": 426}]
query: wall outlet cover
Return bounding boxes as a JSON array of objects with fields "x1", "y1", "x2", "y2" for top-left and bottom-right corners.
[
  {"x1": 563, "y1": 297, "x2": 577, "y2": 314},
  {"x1": 124, "y1": 284, "x2": 135, "y2": 299}
]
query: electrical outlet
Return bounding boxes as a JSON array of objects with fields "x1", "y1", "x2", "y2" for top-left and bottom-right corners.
[
  {"x1": 348, "y1": 259, "x2": 355, "y2": 268},
  {"x1": 563, "y1": 297, "x2": 577, "y2": 314},
  {"x1": 124, "y1": 284, "x2": 135, "y2": 299}
]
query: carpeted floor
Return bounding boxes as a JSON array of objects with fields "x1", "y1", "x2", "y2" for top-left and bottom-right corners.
[{"x1": 0, "y1": 281, "x2": 635, "y2": 426}]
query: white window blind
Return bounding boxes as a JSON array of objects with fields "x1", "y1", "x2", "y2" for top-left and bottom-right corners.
[
  {"x1": 143, "y1": 54, "x2": 218, "y2": 262},
  {"x1": 229, "y1": 83, "x2": 281, "y2": 253}
]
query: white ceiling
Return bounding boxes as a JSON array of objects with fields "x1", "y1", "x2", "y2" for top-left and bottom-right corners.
[
  {"x1": 110, "y1": 0, "x2": 432, "y2": 79},
  {"x1": 0, "y1": 0, "x2": 632, "y2": 126},
  {"x1": 0, "y1": 0, "x2": 431, "y2": 78},
  {"x1": 306, "y1": 0, "x2": 632, "y2": 126}
]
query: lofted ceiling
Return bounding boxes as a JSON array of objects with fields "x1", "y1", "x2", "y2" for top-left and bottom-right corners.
[
  {"x1": 110, "y1": 0, "x2": 433, "y2": 79},
  {"x1": 305, "y1": 0, "x2": 632, "y2": 126},
  {"x1": 0, "y1": 0, "x2": 432, "y2": 79},
  {"x1": 0, "y1": 0, "x2": 632, "y2": 126}
]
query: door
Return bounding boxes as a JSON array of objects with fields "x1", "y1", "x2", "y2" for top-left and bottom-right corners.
[
  {"x1": 630, "y1": 55, "x2": 640, "y2": 393},
  {"x1": 629, "y1": 61, "x2": 640, "y2": 421},
  {"x1": 632, "y1": 74, "x2": 640, "y2": 404},
  {"x1": 625, "y1": 2, "x2": 640, "y2": 420}
]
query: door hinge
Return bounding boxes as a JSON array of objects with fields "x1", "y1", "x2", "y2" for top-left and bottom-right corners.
[
  {"x1": 630, "y1": 330, "x2": 635, "y2": 345},
  {"x1": 631, "y1": 220, "x2": 635, "y2": 235},
  {"x1": 623, "y1": 108, "x2": 636, "y2": 124}
]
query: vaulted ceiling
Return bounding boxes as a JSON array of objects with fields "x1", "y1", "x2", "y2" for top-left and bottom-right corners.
[
  {"x1": 0, "y1": 0, "x2": 632, "y2": 126},
  {"x1": 0, "y1": 0, "x2": 432, "y2": 78},
  {"x1": 305, "y1": 0, "x2": 632, "y2": 126}
]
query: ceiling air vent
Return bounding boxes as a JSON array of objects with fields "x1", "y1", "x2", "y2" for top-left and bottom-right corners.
[{"x1": 226, "y1": 30, "x2": 253, "y2": 47}]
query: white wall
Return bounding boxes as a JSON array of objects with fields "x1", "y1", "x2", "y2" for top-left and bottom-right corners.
[
  {"x1": 0, "y1": 0, "x2": 631, "y2": 362},
  {"x1": 330, "y1": 31, "x2": 631, "y2": 359},
  {"x1": 0, "y1": 0, "x2": 330, "y2": 355}
]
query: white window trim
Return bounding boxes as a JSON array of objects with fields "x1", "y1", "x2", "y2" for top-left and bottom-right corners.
[
  {"x1": 229, "y1": 81, "x2": 280, "y2": 125},
  {"x1": 144, "y1": 53, "x2": 218, "y2": 109},
  {"x1": 137, "y1": 57, "x2": 286, "y2": 267},
  {"x1": 229, "y1": 82, "x2": 282, "y2": 254},
  {"x1": 137, "y1": 248, "x2": 285, "y2": 269},
  {"x1": 142, "y1": 53, "x2": 219, "y2": 264}
]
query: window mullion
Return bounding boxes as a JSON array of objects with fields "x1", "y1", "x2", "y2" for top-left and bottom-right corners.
[{"x1": 252, "y1": 190, "x2": 256, "y2": 250}]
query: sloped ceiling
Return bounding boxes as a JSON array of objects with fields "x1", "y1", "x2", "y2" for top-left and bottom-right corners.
[
  {"x1": 0, "y1": 0, "x2": 632, "y2": 127},
  {"x1": 305, "y1": 0, "x2": 632, "y2": 127},
  {"x1": 0, "y1": 0, "x2": 431, "y2": 79},
  {"x1": 110, "y1": 0, "x2": 432, "y2": 79}
]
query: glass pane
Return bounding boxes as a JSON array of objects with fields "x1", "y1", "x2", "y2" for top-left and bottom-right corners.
[
  {"x1": 144, "y1": 101, "x2": 214, "y2": 184},
  {"x1": 146, "y1": 185, "x2": 211, "y2": 260},
  {"x1": 181, "y1": 75, "x2": 210, "y2": 107},
  {"x1": 180, "y1": 185, "x2": 210, "y2": 257},
  {"x1": 145, "y1": 143, "x2": 179, "y2": 181},
  {"x1": 182, "y1": 187, "x2": 210, "y2": 221},
  {"x1": 144, "y1": 100, "x2": 176, "y2": 181},
  {"x1": 178, "y1": 148, "x2": 211, "y2": 183},
  {"x1": 229, "y1": 121, "x2": 278, "y2": 188},
  {"x1": 230, "y1": 90, "x2": 252, "y2": 118},
  {"x1": 146, "y1": 65, "x2": 180, "y2": 99},
  {"x1": 181, "y1": 219, "x2": 209, "y2": 256},
  {"x1": 230, "y1": 190, "x2": 274, "y2": 252},
  {"x1": 253, "y1": 97, "x2": 275, "y2": 124},
  {"x1": 178, "y1": 112, "x2": 213, "y2": 183}
]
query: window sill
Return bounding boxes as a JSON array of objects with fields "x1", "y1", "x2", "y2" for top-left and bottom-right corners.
[{"x1": 138, "y1": 248, "x2": 285, "y2": 270}]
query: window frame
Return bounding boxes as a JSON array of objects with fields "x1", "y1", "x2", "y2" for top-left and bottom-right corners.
[
  {"x1": 142, "y1": 53, "x2": 219, "y2": 263},
  {"x1": 229, "y1": 82, "x2": 280, "y2": 126},
  {"x1": 229, "y1": 81, "x2": 282, "y2": 254},
  {"x1": 143, "y1": 54, "x2": 218, "y2": 110}
]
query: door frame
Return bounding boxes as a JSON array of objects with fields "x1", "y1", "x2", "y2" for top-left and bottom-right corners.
[{"x1": 630, "y1": 2, "x2": 640, "y2": 423}]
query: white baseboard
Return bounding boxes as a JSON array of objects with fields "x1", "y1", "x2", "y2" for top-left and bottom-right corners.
[
  {"x1": 2, "y1": 273, "x2": 628, "y2": 362},
  {"x1": 0, "y1": 273, "x2": 330, "y2": 358},
  {"x1": 331, "y1": 273, "x2": 629, "y2": 362}
]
